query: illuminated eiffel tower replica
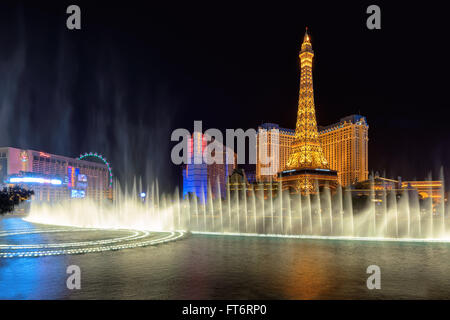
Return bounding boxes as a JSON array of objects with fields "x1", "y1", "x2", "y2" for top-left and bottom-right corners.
[{"x1": 279, "y1": 28, "x2": 338, "y2": 194}]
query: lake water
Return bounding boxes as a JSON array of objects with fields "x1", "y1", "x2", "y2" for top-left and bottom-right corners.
[{"x1": 1, "y1": 215, "x2": 450, "y2": 299}]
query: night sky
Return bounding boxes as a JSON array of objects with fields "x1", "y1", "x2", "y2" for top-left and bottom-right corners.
[{"x1": 0, "y1": 1, "x2": 448, "y2": 192}]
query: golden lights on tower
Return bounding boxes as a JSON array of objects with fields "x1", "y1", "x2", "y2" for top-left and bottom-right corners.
[{"x1": 286, "y1": 27, "x2": 329, "y2": 172}]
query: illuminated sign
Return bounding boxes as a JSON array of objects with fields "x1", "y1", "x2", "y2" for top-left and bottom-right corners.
[
  {"x1": 77, "y1": 181, "x2": 88, "y2": 189},
  {"x1": 71, "y1": 189, "x2": 85, "y2": 198},
  {"x1": 20, "y1": 151, "x2": 29, "y2": 162},
  {"x1": 67, "y1": 167, "x2": 80, "y2": 188},
  {"x1": 77, "y1": 174, "x2": 88, "y2": 189},
  {"x1": 67, "y1": 167, "x2": 72, "y2": 187},
  {"x1": 8, "y1": 177, "x2": 62, "y2": 185}
]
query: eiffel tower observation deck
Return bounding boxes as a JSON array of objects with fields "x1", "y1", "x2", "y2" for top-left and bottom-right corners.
[{"x1": 280, "y1": 28, "x2": 338, "y2": 194}]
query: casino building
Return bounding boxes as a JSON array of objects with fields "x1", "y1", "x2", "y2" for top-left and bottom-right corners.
[{"x1": 0, "y1": 147, "x2": 111, "y2": 202}]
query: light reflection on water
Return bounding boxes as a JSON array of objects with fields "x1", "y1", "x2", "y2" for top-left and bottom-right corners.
[
  {"x1": 0, "y1": 217, "x2": 67, "y2": 299},
  {"x1": 1, "y1": 216, "x2": 450, "y2": 299}
]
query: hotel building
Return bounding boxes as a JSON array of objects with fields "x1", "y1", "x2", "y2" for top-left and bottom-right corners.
[
  {"x1": 256, "y1": 123, "x2": 294, "y2": 182},
  {"x1": 0, "y1": 147, "x2": 111, "y2": 202},
  {"x1": 319, "y1": 115, "x2": 369, "y2": 186},
  {"x1": 401, "y1": 180, "x2": 444, "y2": 204},
  {"x1": 256, "y1": 115, "x2": 369, "y2": 187},
  {"x1": 182, "y1": 134, "x2": 236, "y2": 201}
]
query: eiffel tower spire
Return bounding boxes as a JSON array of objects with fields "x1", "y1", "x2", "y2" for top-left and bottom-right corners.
[{"x1": 287, "y1": 28, "x2": 329, "y2": 170}]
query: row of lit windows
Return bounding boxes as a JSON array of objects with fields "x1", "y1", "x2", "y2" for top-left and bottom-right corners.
[{"x1": 32, "y1": 156, "x2": 106, "y2": 172}]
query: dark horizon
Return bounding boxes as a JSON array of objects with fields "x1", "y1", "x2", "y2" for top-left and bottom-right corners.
[{"x1": 0, "y1": 1, "x2": 449, "y2": 191}]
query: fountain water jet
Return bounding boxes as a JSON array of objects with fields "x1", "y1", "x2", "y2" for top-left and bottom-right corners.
[{"x1": 25, "y1": 175, "x2": 450, "y2": 242}]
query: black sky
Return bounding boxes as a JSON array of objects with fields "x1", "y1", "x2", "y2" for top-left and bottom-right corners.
[{"x1": 0, "y1": 1, "x2": 449, "y2": 191}]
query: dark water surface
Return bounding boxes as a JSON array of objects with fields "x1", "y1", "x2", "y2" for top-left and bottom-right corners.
[{"x1": 1, "y1": 216, "x2": 450, "y2": 299}]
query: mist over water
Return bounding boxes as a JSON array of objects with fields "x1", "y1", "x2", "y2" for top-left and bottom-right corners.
[
  {"x1": 27, "y1": 175, "x2": 450, "y2": 241},
  {"x1": 0, "y1": 4, "x2": 179, "y2": 193}
]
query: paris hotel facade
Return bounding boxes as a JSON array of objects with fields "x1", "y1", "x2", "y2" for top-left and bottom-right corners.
[{"x1": 256, "y1": 115, "x2": 369, "y2": 187}]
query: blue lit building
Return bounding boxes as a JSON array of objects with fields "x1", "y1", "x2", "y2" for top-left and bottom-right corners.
[
  {"x1": 182, "y1": 135, "x2": 235, "y2": 202},
  {"x1": 182, "y1": 163, "x2": 208, "y2": 202}
]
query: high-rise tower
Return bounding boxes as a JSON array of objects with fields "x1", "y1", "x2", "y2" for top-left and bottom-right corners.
[
  {"x1": 287, "y1": 28, "x2": 329, "y2": 170},
  {"x1": 279, "y1": 28, "x2": 338, "y2": 193}
]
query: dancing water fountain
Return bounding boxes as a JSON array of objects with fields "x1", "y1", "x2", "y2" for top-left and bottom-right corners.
[{"x1": 26, "y1": 169, "x2": 450, "y2": 242}]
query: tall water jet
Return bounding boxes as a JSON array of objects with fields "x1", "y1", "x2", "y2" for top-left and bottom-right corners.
[
  {"x1": 243, "y1": 180, "x2": 248, "y2": 233},
  {"x1": 235, "y1": 184, "x2": 240, "y2": 233},
  {"x1": 194, "y1": 192, "x2": 199, "y2": 230},
  {"x1": 381, "y1": 185, "x2": 388, "y2": 236},
  {"x1": 252, "y1": 187, "x2": 257, "y2": 233},
  {"x1": 344, "y1": 187, "x2": 354, "y2": 236},
  {"x1": 369, "y1": 176, "x2": 376, "y2": 237},
  {"x1": 409, "y1": 181, "x2": 421, "y2": 238},
  {"x1": 439, "y1": 167, "x2": 446, "y2": 237},
  {"x1": 427, "y1": 173, "x2": 434, "y2": 238},
  {"x1": 287, "y1": 189, "x2": 292, "y2": 235},
  {"x1": 259, "y1": 181, "x2": 265, "y2": 234},
  {"x1": 306, "y1": 193, "x2": 313, "y2": 235},
  {"x1": 336, "y1": 184, "x2": 344, "y2": 236},
  {"x1": 151, "y1": 182, "x2": 156, "y2": 222},
  {"x1": 389, "y1": 188, "x2": 399, "y2": 237},
  {"x1": 297, "y1": 193, "x2": 303, "y2": 234},
  {"x1": 227, "y1": 180, "x2": 231, "y2": 231},
  {"x1": 313, "y1": 181, "x2": 322, "y2": 235},
  {"x1": 324, "y1": 183, "x2": 332, "y2": 235},
  {"x1": 156, "y1": 179, "x2": 160, "y2": 225},
  {"x1": 202, "y1": 187, "x2": 207, "y2": 232},
  {"x1": 186, "y1": 193, "x2": 191, "y2": 230},
  {"x1": 207, "y1": 182, "x2": 214, "y2": 232},
  {"x1": 27, "y1": 171, "x2": 450, "y2": 241},
  {"x1": 402, "y1": 186, "x2": 411, "y2": 237},
  {"x1": 270, "y1": 180, "x2": 274, "y2": 234},
  {"x1": 175, "y1": 187, "x2": 181, "y2": 230},
  {"x1": 217, "y1": 177, "x2": 224, "y2": 233},
  {"x1": 278, "y1": 181, "x2": 283, "y2": 234}
]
